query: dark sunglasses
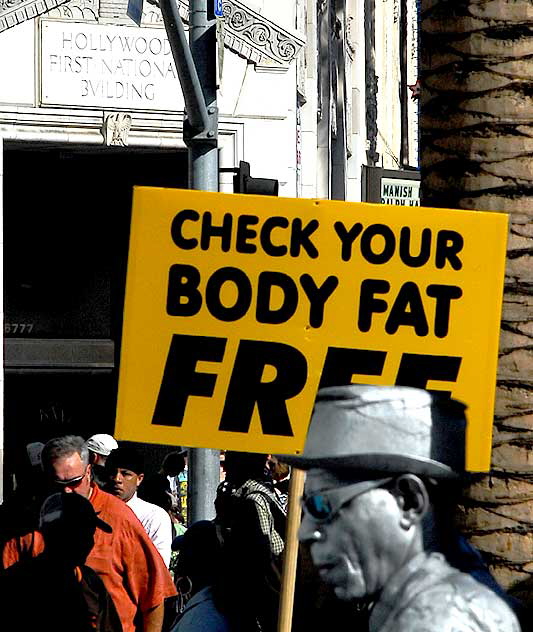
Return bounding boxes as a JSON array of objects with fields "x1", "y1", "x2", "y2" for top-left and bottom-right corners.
[
  {"x1": 301, "y1": 477, "x2": 392, "y2": 523},
  {"x1": 52, "y1": 469, "x2": 87, "y2": 489}
]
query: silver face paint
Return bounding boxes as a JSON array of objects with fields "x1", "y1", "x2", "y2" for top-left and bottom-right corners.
[
  {"x1": 292, "y1": 386, "x2": 522, "y2": 632},
  {"x1": 299, "y1": 469, "x2": 412, "y2": 602}
]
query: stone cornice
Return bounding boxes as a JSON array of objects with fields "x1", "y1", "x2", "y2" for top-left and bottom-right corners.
[
  {"x1": 0, "y1": 104, "x2": 243, "y2": 150},
  {"x1": 0, "y1": 0, "x2": 69, "y2": 32},
  {"x1": 1, "y1": 0, "x2": 305, "y2": 70}
]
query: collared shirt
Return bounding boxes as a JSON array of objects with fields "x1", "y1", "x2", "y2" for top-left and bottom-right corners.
[
  {"x1": 127, "y1": 492, "x2": 172, "y2": 567},
  {"x1": 369, "y1": 552, "x2": 521, "y2": 632},
  {"x1": 233, "y1": 478, "x2": 286, "y2": 557}
]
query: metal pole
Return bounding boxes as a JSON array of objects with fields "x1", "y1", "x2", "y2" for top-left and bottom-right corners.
[
  {"x1": 187, "y1": 0, "x2": 220, "y2": 523},
  {"x1": 157, "y1": 0, "x2": 220, "y2": 523},
  {"x1": 158, "y1": 0, "x2": 209, "y2": 132},
  {"x1": 188, "y1": 447, "x2": 220, "y2": 523},
  {"x1": 188, "y1": 0, "x2": 218, "y2": 191}
]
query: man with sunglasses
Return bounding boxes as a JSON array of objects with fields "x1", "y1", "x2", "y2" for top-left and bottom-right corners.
[
  {"x1": 281, "y1": 384, "x2": 522, "y2": 632},
  {"x1": 2, "y1": 435, "x2": 176, "y2": 632}
]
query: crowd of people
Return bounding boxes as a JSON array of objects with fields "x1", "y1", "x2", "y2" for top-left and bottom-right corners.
[
  {"x1": 0, "y1": 434, "x2": 292, "y2": 632},
  {"x1": 1, "y1": 435, "x2": 178, "y2": 631},
  {"x1": 0, "y1": 383, "x2": 527, "y2": 632}
]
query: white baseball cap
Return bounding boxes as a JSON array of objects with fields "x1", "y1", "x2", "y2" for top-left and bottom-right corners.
[{"x1": 85, "y1": 433, "x2": 118, "y2": 456}]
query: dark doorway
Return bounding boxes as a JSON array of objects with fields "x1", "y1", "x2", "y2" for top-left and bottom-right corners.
[{"x1": 3, "y1": 142, "x2": 188, "y2": 497}]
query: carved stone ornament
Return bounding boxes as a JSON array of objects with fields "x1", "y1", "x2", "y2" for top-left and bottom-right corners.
[
  {"x1": 47, "y1": 0, "x2": 98, "y2": 21},
  {"x1": 221, "y1": 1, "x2": 304, "y2": 71},
  {"x1": 103, "y1": 112, "x2": 132, "y2": 146},
  {"x1": 143, "y1": 0, "x2": 304, "y2": 71},
  {"x1": 0, "y1": 0, "x2": 70, "y2": 32}
]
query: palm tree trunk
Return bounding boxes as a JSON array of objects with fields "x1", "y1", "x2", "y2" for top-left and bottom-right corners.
[{"x1": 420, "y1": 0, "x2": 533, "y2": 604}]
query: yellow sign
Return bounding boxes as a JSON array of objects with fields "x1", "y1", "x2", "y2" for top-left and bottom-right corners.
[{"x1": 115, "y1": 188, "x2": 508, "y2": 470}]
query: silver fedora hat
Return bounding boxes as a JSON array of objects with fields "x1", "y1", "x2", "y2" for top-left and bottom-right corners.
[{"x1": 280, "y1": 384, "x2": 467, "y2": 479}]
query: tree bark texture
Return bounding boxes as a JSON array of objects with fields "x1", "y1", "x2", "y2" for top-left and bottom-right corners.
[{"x1": 419, "y1": 0, "x2": 533, "y2": 605}]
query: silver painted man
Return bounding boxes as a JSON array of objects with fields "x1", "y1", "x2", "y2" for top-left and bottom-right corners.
[{"x1": 281, "y1": 384, "x2": 521, "y2": 632}]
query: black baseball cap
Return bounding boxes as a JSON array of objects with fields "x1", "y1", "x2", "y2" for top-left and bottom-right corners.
[{"x1": 39, "y1": 492, "x2": 112, "y2": 534}]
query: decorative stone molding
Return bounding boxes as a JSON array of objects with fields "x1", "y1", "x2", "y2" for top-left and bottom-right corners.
[
  {"x1": 0, "y1": 104, "x2": 242, "y2": 150},
  {"x1": 103, "y1": 112, "x2": 132, "y2": 145},
  {"x1": 0, "y1": 0, "x2": 69, "y2": 32},
  {"x1": 48, "y1": 0, "x2": 98, "y2": 21},
  {"x1": 143, "y1": 0, "x2": 304, "y2": 70},
  {"x1": 221, "y1": 1, "x2": 304, "y2": 71},
  {"x1": 140, "y1": 0, "x2": 179, "y2": 25}
]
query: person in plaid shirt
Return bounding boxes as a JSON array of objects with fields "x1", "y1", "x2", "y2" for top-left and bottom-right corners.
[{"x1": 215, "y1": 452, "x2": 286, "y2": 632}]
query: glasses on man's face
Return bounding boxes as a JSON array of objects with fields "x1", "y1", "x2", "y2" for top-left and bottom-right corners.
[
  {"x1": 52, "y1": 469, "x2": 87, "y2": 490},
  {"x1": 301, "y1": 478, "x2": 393, "y2": 524}
]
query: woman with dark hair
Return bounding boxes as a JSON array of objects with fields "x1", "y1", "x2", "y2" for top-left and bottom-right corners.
[{"x1": 170, "y1": 521, "x2": 232, "y2": 632}]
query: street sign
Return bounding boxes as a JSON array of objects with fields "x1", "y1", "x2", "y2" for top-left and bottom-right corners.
[
  {"x1": 381, "y1": 177, "x2": 420, "y2": 206},
  {"x1": 214, "y1": 0, "x2": 223, "y2": 18},
  {"x1": 115, "y1": 188, "x2": 508, "y2": 470},
  {"x1": 127, "y1": 0, "x2": 143, "y2": 26}
]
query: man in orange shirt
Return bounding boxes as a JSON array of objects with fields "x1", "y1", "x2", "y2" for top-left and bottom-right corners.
[{"x1": 2, "y1": 435, "x2": 176, "y2": 632}]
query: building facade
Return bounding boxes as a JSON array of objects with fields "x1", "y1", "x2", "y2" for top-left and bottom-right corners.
[{"x1": 0, "y1": 0, "x2": 418, "y2": 499}]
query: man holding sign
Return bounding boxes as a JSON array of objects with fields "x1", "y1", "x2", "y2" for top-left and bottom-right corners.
[{"x1": 281, "y1": 384, "x2": 521, "y2": 632}]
